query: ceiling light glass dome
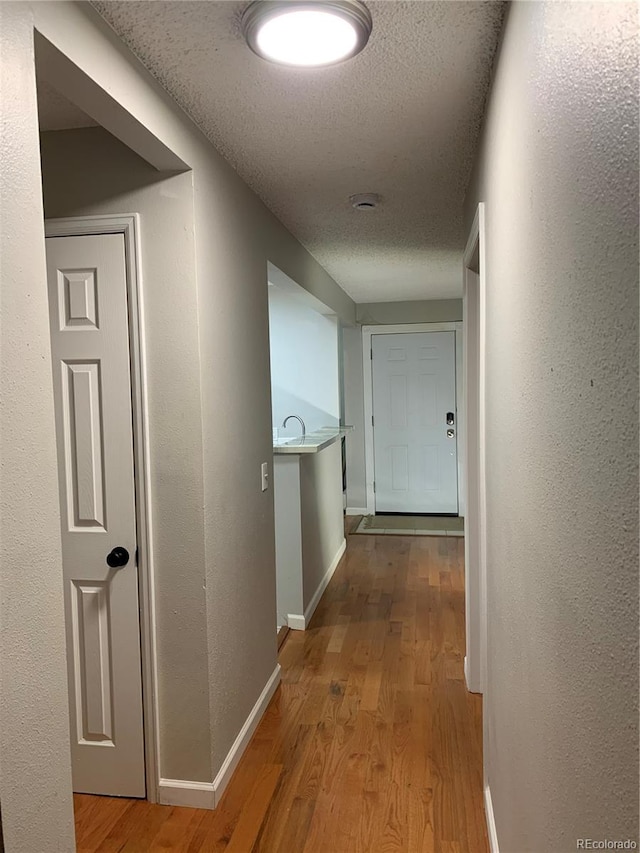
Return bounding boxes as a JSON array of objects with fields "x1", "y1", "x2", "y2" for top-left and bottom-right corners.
[{"x1": 241, "y1": 1, "x2": 372, "y2": 68}]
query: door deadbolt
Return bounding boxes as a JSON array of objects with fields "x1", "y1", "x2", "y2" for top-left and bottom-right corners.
[
  {"x1": 106, "y1": 546, "x2": 130, "y2": 569},
  {"x1": 446, "y1": 412, "x2": 455, "y2": 425}
]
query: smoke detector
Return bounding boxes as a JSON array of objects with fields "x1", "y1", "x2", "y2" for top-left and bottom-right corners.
[{"x1": 350, "y1": 193, "x2": 380, "y2": 210}]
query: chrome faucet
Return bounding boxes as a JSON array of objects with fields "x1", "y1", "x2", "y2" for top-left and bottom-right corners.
[{"x1": 282, "y1": 415, "x2": 306, "y2": 437}]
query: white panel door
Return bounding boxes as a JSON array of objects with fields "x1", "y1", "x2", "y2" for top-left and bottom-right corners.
[
  {"x1": 46, "y1": 233, "x2": 145, "y2": 798},
  {"x1": 372, "y1": 331, "x2": 458, "y2": 514}
]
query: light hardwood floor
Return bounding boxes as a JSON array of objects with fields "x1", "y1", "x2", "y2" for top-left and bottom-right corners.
[{"x1": 74, "y1": 521, "x2": 488, "y2": 852}]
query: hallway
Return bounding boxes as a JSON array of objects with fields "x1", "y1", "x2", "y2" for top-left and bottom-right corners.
[{"x1": 74, "y1": 522, "x2": 487, "y2": 852}]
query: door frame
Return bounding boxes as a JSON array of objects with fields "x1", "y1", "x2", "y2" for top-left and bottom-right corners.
[
  {"x1": 362, "y1": 322, "x2": 464, "y2": 517},
  {"x1": 462, "y1": 202, "x2": 487, "y2": 696},
  {"x1": 45, "y1": 214, "x2": 160, "y2": 803}
]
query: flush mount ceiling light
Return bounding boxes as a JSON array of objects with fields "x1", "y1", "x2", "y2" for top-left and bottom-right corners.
[{"x1": 241, "y1": 1, "x2": 372, "y2": 68}]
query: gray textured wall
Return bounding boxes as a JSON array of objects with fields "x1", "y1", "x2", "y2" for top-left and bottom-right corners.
[
  {"x1": 356, "y1": 298, "x2": 462, "y2": 326},
  {"x1": 0, "y1": 5, "x2": 76, "y2": 851},
  {"x1": 343, "y1": 325, "x2": 368, "y2": 509},
  {"x1": 465, "y1": 2, "x2": 639, "y2": 850},
  {"x1": 1, "y1": 3, "x2": 355, "y2": 847},
  {"x1": 40, "y1": 127, "x2": 212, "y2": 783},
  {"x1": 300, "y1": 442, "x2": 345, "y2": 610}
]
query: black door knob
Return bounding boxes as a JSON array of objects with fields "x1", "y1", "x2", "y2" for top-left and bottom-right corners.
[{"x1": 106, "y1": 546, "x2": 130, "y2": 569}]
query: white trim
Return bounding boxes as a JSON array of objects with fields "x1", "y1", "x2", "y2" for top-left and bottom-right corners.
[
  {"x1": 362, "y1": 323, "x2": 464, "y2": 517},
  {"x1": 462, "y1": 202, "x2": 487, "y2": 699},
  {"x1": 455, "y1": 327, "x2": 465, "y2": 516},
  {"x1": 484, "y1": 785, "x2": 500, "y2": 853},
  {"x1": 286, "y1": 613, "x2": 306, "y2": 631},
  {"x1": 346, "y1": 506, "x2": 368, "y2": 515},
  {"x1": 158, "y1": 664, "x2": 282, "y2": 810},
  {"x1": 304, "y1": 538, "x2": 346, "y2": 625},
  {"x1": 45, "y1": 214, "x2": 160, "y2": 803},
  {"x1": 212, "y1": 664, "x2": 282, "y2": 804},
  {"x1": 158, "y1": 778, "x2": 215, "y2": 810},
  {"x1": 286, "y1": 538, "x2": 347, "y2": 630}
]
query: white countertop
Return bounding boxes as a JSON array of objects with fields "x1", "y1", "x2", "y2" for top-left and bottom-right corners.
[{"x1": 273, "y1": 426, "x2": 353, "y2": 455}]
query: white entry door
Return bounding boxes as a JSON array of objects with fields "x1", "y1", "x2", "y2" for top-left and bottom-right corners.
[
  {"x1": 372, "y1": 331, "x2": 458, "y2": 514},
  {"x1": 46, "y1": 233, "x2": 146, "y2": 798}
]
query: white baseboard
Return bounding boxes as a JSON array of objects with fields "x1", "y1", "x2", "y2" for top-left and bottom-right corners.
[
  {"x1": 305, "y1": 538, "x2": 346, "y2": 625},
  {"x1": 212, "y1": 663, "x2": 281, "y2": 805},
  {"x1": 484, "y1": 785, "x2": 499, "y2": 853},
  {"x1": 346, "y1": 506, "x2": 368, "y2": 515},
  {"x1": 158, "y1": 778, "x2": 215, "y2": 809},
  {"x1": 287, "y1": 613, "x2": 306, "y2": 630},
  {"x1": 287, "y1": 539, "x2": 346, "y2": 631},
  {"x1": 464, "y1": 655, "x2": 483, "y2": 695},
  {"x1": 158, "y1": 663, "x2": 281, "y2": 810}
]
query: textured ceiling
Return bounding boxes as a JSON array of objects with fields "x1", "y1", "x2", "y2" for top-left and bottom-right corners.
[{"x1": 92, "y1": 0, "x2": 505, "y2": 303}]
